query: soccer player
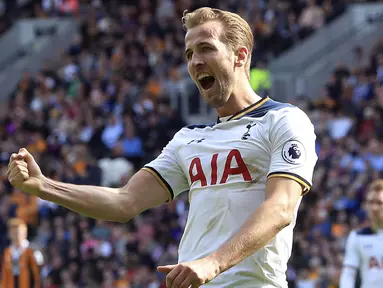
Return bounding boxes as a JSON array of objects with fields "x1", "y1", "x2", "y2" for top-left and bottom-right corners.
[
  {"x1": 7, "y1": 7, "x2": 317, "y2": 288},
  {"x1": 340, "y1": 179, "x2": 383, "y2": 288}
]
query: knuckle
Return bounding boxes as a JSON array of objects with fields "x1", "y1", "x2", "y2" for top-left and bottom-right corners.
[
  {"x1": 166, "y1": 275, "x2": 174, "y2": 282},
  {"x1": 9, "y1": 178, "x2": 17, "y2": 185},
  {"x1": 15, "y1": 160, "x2": 24, "y2": 166}
]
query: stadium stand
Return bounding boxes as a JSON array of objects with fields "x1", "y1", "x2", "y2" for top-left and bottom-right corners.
[
  {"x1": 0, "y1": 0, "x2": 382, "y2": 287},
  {"x1": 0, "y1": 0, "x2": 36, "y2": 35}
]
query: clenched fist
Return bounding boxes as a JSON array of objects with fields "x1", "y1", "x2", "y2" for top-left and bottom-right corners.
[
  {"x1": 157, "y1": 257, "x2": 220, "y2": 288},
  {"x1": 6, "y1": 148, "x2": 44, "y2": 196}
]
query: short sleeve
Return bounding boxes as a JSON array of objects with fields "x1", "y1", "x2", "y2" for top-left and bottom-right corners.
[
  {"x1": 267, "y1": 108, "x2": 318, "y2": 194},
  {"x1": 142, "y1": 135, "x2": 189, "y2": 201},
  {"x1": 343, "y1": 231, "x2": 360, "y2": 268}
]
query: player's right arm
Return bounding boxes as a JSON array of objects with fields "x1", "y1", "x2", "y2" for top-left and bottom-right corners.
[
  {"x1": 339, "y1": 231, "x2": 359, "y2": 288},
  {"x1": 7, "y1": 140, "x2": 188, "y2": 222}
]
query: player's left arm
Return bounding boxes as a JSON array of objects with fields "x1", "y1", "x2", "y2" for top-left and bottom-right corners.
[
  {"x1": 158, "y1": 178, "x2": 304, "y2": 288},
  {"x1": 158, "y1": 108, "x2": 318, "y2": 287},
  {"x1": 208, "y1": 176, "x2": 303, "y2": 270}
]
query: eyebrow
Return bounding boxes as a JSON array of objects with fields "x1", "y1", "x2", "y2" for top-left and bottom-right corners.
[{"x1": 184, "y1": 41, "x2": 214, "y2": 58}]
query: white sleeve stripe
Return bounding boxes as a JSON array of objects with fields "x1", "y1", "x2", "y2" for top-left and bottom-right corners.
[{"x1": 142, "y1": 166, "x2": 174, "y2": 201}]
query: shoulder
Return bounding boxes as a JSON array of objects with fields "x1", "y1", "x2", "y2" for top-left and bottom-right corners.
[
  {"x1": 264, "y1": 100, "x2": 312, "y2": 127},
  {"x1": 163, "y1": 123, "x2": 213, "y2": 150},
  {"x1": 259, "y1": 100, "x2": 314, "y2": 142},
  {"x1": 184, "y1": 122, "x2": 216, "y2": 131},
  {"x1": 247, "y1": 98, "x2": 295, "y2": 119},
  {"x1": 346, "y1": 227, "x2": 375, "y2": 242},
  {"x1": 26, "y1": 247, "x2": 43, "y2": 264},
  {"x1": 355, "y1": 226, "x2": 376, "y2": 236},
  {"x1": 176, "y1": 122, "x2": 215, "y2": 139},
  {"x1": 241, "y1": 98, "x2": 313, "y2": 130}
]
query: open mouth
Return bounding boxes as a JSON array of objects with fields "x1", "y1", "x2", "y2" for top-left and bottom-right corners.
[{"x1": 198, "y1": 74, "x2": 216, "y2": 90}]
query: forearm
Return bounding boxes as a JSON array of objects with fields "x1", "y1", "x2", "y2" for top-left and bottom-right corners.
[
  {"x1": 208, "y1": 199, "x2": 291, "y2": 274},
  {"x1": 39, "y1": 177, "x2": 133, "y2": 222}
]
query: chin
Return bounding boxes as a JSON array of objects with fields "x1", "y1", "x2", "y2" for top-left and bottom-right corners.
[
  {"x1": 201, "y1": 91, "x2": 229, "y2": 108},
  {"x1": 203, "y1": 96, "x2": 225, "y2": 108}
]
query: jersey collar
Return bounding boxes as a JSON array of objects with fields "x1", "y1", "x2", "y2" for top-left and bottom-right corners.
[{"x1": 216, "y1": 97, "x2": 270, "y2": 124}]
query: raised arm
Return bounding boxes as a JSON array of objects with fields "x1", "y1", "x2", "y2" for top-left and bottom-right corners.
[{"x1": 7, "y1": 149, "x2": 169, "y2": 223}]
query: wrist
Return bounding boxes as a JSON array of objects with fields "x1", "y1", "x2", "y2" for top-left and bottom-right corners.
[
  {"x1": 206, "y1": 253, "x2": 224, "y2": 276},
  {"x1": 37, "y1": 175, "x2": 49, "y2": 199}
]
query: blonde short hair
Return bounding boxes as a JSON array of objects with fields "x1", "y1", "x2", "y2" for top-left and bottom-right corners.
[{"x1": 182, "y1": 7, "x2": 254, "y2": 79}]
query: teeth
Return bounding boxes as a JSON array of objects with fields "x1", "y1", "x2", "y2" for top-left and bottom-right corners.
[{"x1": 197, "y1": 73, "x2": 211, "y2": 81}]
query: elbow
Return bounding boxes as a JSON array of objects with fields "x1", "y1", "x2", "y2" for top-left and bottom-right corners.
[
  {"x1": 279, "y1": 213, "x2": 293, "y2": 230},
  {"x1": 115, "y1": 214, "x2": 131, "y2": 223},
  {"x1": 114, "y1": 194, "x2": 138, "y2": 223},
  {"x1": 115, "y1": 208, "x2": 136, "y2": 223},
  {"x1": 115, "y1": 212, "x2": 134, "y2": 223},
  {"x1": 116, "y1": 218, "x2": 131, "y2": 224},
  {"x1": 275, "y1": 204, "x2": 295, "y2": 230}
]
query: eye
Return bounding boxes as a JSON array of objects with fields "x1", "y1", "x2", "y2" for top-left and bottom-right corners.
[
  {"x1": 202, "y1": 46, "x2": 212, "y2": 52},
  {"x1": 185, "y1": 51, "x2": 193, "y2": 61}
]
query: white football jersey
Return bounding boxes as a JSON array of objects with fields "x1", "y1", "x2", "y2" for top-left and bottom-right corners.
[
  {"x1": 143, "y1": 97, "x2": 317, "y2": 287},
  {"x1": 343, "y1": 227, "x2": 383, "y2": 288}
]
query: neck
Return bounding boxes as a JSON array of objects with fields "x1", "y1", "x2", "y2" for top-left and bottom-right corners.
[
  {"x1": 372, "y1": 220, "x2": 383, "y2": 231},
  {"x1": 13, "y1": 240, "x2": 23, "y2": 247},
  {"x1": 216, "y1": 80, "x2": 262, "y2": 118}
]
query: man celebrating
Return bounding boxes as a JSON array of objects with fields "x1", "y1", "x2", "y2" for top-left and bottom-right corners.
[
  {"x1": 7, "y1": 7, "x2": 317, "y2": 288},
  {"x1": 340, "y1": 179, "x2": 383, "y2": 288}
]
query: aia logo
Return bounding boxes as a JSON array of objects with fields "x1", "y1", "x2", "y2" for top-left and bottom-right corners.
[
  {"x1": 188, "y1": 149, "x2": 252, "y2": 187},
  {"x1": 241, "y1": 122, "x2": 257, "y2": 140},
  {"x1": 368, "y1": 256, "x2": 383, "y2": 269}
]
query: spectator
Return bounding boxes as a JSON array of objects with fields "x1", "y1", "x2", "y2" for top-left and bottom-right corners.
[
  {"x1": 299, "y1": 0, "x2": 325, "y2": 39},
  {"x1": 1, "y1": 218, "x2": 42, "y2": 288}
]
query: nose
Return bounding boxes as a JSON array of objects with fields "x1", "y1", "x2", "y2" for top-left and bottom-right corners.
[{"x1": 191, "y1": 52, "x2": 204, "y2": 68}]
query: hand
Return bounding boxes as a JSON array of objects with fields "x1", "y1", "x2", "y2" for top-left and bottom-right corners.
[
  {"x1": 157, "y1": 257, "x2": 220, "y2": 288},
  {"x1": 7, "y1": 148, "x2": 44, "y2": 196}
]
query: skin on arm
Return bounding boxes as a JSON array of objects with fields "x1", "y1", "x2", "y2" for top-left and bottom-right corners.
[
  {"x1": 40, "y1": 169, "x2": 170, "y2": 222},
  {"x1": 7, "y1": 149, "x2": 169, "y2": 223}
]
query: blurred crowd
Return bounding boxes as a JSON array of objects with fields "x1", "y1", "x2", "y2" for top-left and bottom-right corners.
[
  {"x1": 287, "y1": 38, "x2": 383, "y2": 287},
  {"x1": 0, "y1": 0, "x2": 382, "y2": 288}
]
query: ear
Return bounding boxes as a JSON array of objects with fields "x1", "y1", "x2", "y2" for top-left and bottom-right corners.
[{"x1": 234, "y1": 47, "x2": 249, "y2": 68}]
